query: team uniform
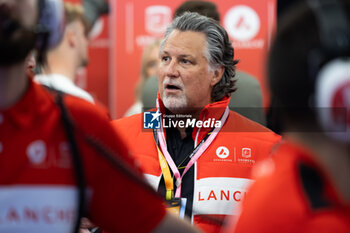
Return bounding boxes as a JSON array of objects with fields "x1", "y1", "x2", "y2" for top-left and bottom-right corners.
[
  {"x1": 233, "y1": 141, "x2": 350, "y2": 233},
  {"x1": 113, "y1": 96, "x2": 281, "y2": 233},
  {"x1": 35, "y1": 73, "x2": 94, "y2": 103},
  {"x1": 0, "y1": 79, "x2": 166, "y2": 233},
  {"x1": 34, "y1": 73, "x2": 110, "y2": 119}
]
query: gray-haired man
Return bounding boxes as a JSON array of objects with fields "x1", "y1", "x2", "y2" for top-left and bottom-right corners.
[{"x1": 113, "y1": 12, "x2": 280, "y2": 233}]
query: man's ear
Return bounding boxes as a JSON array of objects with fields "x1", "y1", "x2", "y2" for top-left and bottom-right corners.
[
  {"x1": 211, "y1": 66, "x2": 225, "y2": 86},
  {"x1": 66, "y1": 27, "x2": 77, "y2": 48}
]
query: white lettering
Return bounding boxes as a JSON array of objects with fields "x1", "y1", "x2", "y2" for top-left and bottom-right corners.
[
  {"x1": 161, "y1": 118, "x2": 221, "y2": 129},
  {"x1": 186, "y1": 119, "x2": 196, "y2": 127},
  {"x1": 162, "y1": 118, "x2": 170, "y2": 128},
  {"x1": 232, "y1": 39, "x2": 265, "y2": 49},
  {"x1": 0, "y1": 206, "x2": 75, "y2": 224},
  {"x1": 215, "y1": 121, "x2": 222, "y2": 128},
  {"x1": 196, "y1": 121, "x2": 203, "y2": 128},
  {"x1": 203, "y1": 119, "x2": 211, "y2": 128},
  {"x1": 197, "y1": 189, "x2": 247, "y2": 202},
  {"x1": 178, "y1": 121, "x2": 184, "y2": 128}
]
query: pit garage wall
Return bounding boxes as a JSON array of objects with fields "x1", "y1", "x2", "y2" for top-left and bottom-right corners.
[{"x1": 83, "y1": 0, "x2": 276, "y2": 119}]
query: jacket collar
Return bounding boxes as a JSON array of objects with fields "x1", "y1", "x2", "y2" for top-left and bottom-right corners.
[
  {"x1": 157, "y1": 93, "x2": 230, "y2": 143},
  {"x1": 1, "y1": 78, "x2": 55, "y2": 130}
]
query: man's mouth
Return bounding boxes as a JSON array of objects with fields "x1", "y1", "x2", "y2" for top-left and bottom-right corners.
[{"x1": 165, "y1": 84, "x2": 182, "y2": 91}]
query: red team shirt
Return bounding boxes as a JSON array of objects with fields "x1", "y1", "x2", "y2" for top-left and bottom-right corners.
[
  {"x1": 0, "y1": 79, "x2": 166, "y2": 233},
  {"x1": 234, "y1": 140, "x2": 350, "y2": 233},
  {"x1": 113, "y1": 96, "x2": 281, "y2": 233}
]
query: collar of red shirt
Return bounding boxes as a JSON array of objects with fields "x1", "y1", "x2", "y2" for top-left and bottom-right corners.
[{"x1": 1, "y1": 78, "x2": 55, "y2": 130}]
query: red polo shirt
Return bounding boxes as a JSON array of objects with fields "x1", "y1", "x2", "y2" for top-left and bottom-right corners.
[
  {"x1": 233, "y1": 141, "x2": 350, "y2": 233},
  {"x1": 0, "y1": 79, "x2": 165, "y2": 233}
]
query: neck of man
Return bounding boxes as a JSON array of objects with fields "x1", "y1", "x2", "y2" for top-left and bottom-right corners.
[
  {"x1": 287, "y1": 131, "x2": 350, "y2": 203},
  {"x1": 44, "y1": 50, "x2": 77, "y2": 82},
  {"x1": 0, "y1": 62, "x2": 28, "y2": 110}
]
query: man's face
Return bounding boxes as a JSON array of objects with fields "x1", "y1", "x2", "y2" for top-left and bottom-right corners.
[
  {"x1": 0, "y1": 0, "x2": 38, "y2": 66},
  {"x1": 158, "y1": 30, "x2": 219, "y2": 113}
]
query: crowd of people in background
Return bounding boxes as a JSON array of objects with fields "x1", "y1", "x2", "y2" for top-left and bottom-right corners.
[{"x1": 0, "y1": 0, "x2": 349, "y2": 232}]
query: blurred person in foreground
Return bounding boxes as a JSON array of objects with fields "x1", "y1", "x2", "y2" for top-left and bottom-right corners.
[
  {"x1": 35, "y1": 2, "x2": 94, "y2": 103},
  {"x1": 233, "y1": 0, "x2": 350, "y2": 232},
  {"x1": 0, "y1": 0, "x2": 200, "y2": 232},
  {"x1": 113, "y1": 12, "x2": 280, "y2": 233}
]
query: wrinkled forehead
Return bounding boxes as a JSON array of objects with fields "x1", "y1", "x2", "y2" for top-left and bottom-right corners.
[{"x1": 160, "y1": 29, "x2": 208, "y2": 58}]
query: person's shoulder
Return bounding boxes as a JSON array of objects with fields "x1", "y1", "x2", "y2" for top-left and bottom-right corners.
[
  {"x1": 64, "y1": 94, "x2": 102, "y2": 114},
  {"x1": 234, "y1": 145, "x2": 305, "y2": 233},
  {"x1": 250, "y1": 142, "x2": 311, "y2": 205},
  {"x1": 226, "y1": 110, "x2": 281, "y2": 142},
  {"x1": 113, "y1": 113, "x2": 143, "y2": 128},
  {"x1": 111, "y1": 113, "x2": 146, "y2": 138},
  {"x1": 227, "y1": 110, "x2": 268, "y2": 131},
  {"x1": 62, "y1": 94, "x2": 135, "y2": 161},
  {"x1": 63, "y1": 94, "x2": 111, "y2": 132}
]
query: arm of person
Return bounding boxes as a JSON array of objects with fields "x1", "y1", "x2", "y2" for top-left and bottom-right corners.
[{"x1": 152, "y1": 211, "x2": 202, "y2": 233}]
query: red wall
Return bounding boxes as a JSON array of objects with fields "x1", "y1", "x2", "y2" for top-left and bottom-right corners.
[{"x1": 82, "y1": 0, "x2": 276, "y2": 119}]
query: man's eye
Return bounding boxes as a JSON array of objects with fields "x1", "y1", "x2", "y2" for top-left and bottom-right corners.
[
  {"x1": 181, "y1": 59, "x2": 191, "y2": 64},
  {"x1": 161, "y1": 56, "x2": 170, "y2": 62}
]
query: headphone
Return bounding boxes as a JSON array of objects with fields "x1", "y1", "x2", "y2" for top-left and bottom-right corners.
[
  {"x1": 308, "y1": 0, "x2": 350, "y2": 142},
  {"x1": 36, "y1": 0, "x2": 65, "y2": 62}
]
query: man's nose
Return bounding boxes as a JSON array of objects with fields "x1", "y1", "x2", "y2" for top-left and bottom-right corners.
[{"x1": 165, "y1": 60, "x2": 179, "y2": 78}]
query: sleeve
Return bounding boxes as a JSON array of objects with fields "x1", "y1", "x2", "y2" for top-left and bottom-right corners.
[{"x1": 65, "y1": 96, "x2": 166, "y2": 233}]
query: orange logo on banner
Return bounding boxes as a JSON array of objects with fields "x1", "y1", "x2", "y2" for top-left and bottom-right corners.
[
  {"x1": 236, "y1": 16, "x2": 250, "y2": 30},
  {"x1": 145, "y1": 6, "x2": 172, "y2": 36},
  {"x1": 224, "y1": 5, "x2": 260, "y2": 42}
]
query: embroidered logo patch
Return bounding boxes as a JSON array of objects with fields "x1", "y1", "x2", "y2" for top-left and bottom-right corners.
[
  {"x1": 242, "y1": 148, "x2": 251, "y2": 158},
  {"x1": 216, "y1": 146, "x2": 230, "y2": 159},
  {"x1": 27, "y1": 140, "x2": 46, "y2": 165}
]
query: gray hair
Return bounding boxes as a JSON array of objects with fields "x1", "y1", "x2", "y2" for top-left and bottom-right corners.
[{"x1": 160, "y1": 12, "x2": 238, "y2": 101}]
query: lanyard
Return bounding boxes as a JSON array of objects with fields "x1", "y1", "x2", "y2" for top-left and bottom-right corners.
[
  {"x1": 156, "y1": 145, "x2": 175, "y2": 200},
  {"x1": 154, "y1": 104, "x2": 229, "y2": 198}
]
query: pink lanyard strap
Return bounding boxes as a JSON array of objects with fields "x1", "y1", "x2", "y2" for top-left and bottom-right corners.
[{"x1": 156, "y1": 105, "x2": 229, "y2": 198}]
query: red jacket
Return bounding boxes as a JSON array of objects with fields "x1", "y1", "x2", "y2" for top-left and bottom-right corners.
[
  {"x1": 113, "y1": 96, "x2": 281, "y2": 233},
  {"x1": 0, "y1": 79, "x2": 165, "y2": 233},
  {"x1": 233, "y1": 140, "x2": 350, "y2": 233}
]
